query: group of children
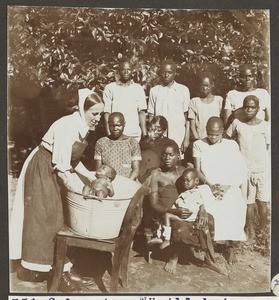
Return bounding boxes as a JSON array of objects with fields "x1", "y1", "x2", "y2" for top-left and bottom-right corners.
[
  {"x1": 85, "y1": 58, "x2": 270, "y2": 251},
  {"x1": 9, "y1": 56, "x2": 271, "y2": 291}
]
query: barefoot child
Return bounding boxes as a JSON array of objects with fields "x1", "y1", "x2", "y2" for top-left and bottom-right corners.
[
  {"x1": 148, "y1": 141, "x2": 219, "y2": 274},
  {"x1": 83, "y1": 164, "x2": 116, "y2": 198},
  {"x1": 160, "y1": 168, "x2": 208, "y2": 249},
  {"x1": 188, "y1": 73, "x2": 223, "y2": 140},
  {"x1": 226, "y1": 95, "x2": 270, "y2": 242}
]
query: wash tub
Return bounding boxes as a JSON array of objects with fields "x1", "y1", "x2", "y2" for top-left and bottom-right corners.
[{"x1": 64, "y1": 172, "x2": 141, "y2": 239}]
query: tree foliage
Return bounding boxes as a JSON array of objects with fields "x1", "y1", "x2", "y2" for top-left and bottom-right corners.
[
  {"x1": 7, "y1": 6, "x2": 270, "y2": 175},
  {"x1": 8, "y1": 7, "x2": 269, "y2": 99}
]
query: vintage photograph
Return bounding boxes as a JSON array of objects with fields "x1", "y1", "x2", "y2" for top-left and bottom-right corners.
[{"x1": 7, "y1": 6, "x2": 272, "y2": 295}]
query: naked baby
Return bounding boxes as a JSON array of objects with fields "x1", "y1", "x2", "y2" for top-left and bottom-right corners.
[{"x1": 83, "y1": 164, "x2": 116, "y2": 198}]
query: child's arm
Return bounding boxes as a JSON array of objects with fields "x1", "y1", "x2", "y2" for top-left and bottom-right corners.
[
  {"x1": 129, "y1": 160, "x2": 140, "y2": 180},
  {"x1": 82, "y1": 185, "x2": 92, "y2": 196},
  {"x1": 264, "y1": 106, "x2": 270, "y2": 122},
  {"x1": 190, "y1": 119, "x2": 200, "y2": 140},
  {"x1": 106, "y1": 181, "x2": 115, "y2": 197},
  {"x1": 193, "y1": 157, "x2": 214, "y2": 188},
  {"x1": 181, "y1": 114, "x2": 190, "y2": 153},
  {"x1": 164, "y1": 212, "x2": 182, "y2": 226},
  {"x1": 94, "y1": 160, "x2": 102, "y2": 171},
  {"x1": 224, "y1": 108, "x2": 232, "y2": 128},
  {"x1": 104, "y1": 112, "x2": 111, "y2": 136},
  {"x1": 139, "y1": 110, "x2": 147, "y2": 137}
]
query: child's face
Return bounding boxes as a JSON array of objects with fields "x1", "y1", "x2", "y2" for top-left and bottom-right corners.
[
  {"x1": 109, "y1": 116, "x2": 125, "y2": 139},
  {"x1": 160, "y1": 64, "x2": 176, "y2": 86},
  {"x1": 96, "y1": 165, "x2": 111, "y2": 179},
  {"x1": 243, "y1": 99, "x2": 259, "y2": 120},
  {"x1": 161, "y1": 146, "x2": 179, "y2": 168},
  {"x1": 182, "y1": 172, "x2": 199, "y2": 190},
  {"x1": 119, "y1": 62, "x2": 132, "y2": 83},
  {"x1": 239, "y1": 68, "x2": 255, "y2": 90},
  {"x1": 150, "y1": 121, "x2": 164, "y2": 140},
  {"x1": 200, "y1": 77, "x2": 213, "y2": 97},
  {"x1": 206, "y1": 127, "x2": 223, "y2": 144}
]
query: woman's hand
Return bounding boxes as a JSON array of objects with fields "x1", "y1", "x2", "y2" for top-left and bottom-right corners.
[{"x1": 57, "y1": 170, "x2": 82, "y2": 193}]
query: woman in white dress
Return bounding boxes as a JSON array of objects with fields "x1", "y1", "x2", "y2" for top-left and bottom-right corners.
[
  {"x1": 193, "y1": 117, "x2": 247, "y2": 264},
  {"x1": 9, "y1": 88, "x2": 104, "y2": 291}
]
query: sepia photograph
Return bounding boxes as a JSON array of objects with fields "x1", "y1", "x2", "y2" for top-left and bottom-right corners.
[{"x1": 6, "y1": 4, "x2": 277, "y2": 297}]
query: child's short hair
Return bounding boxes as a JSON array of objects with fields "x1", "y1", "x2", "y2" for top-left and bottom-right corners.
[
  {"x1": 206, "y1": 116, "x2": 224, "y2": 130},
  {"x1": 239, "y1": 63, "x2": 255, "y2": 75},
  {"x1": 109, "y1": 112, "x2": 125, "y2": 123},
  {"x1": 106, "y1": 165, "x2": 117, "y2": 181},
  {"x1": 243, "y1": 95, "x2": 259, "y2": 107},
  {"x1": 99, "y1": 164, "x2": 116, "y2": 181},
  {"x1": 182, "y1": 168, "x2": 199, "y2": 180},
  {"x1": 150, "y1": 115, "x2": 168, "y2": 132},
  {"x1": 160, "y1": 59, "x2": 177, "y2": 70},
  {"x1": 161, "y1": 140, "x2": 180, "y2": 155},
  {"x1": 199, "y1": 72, "x2": 215, "y2": 84},
  {"x1": 118, "y1": 57, "x2": 132, "y2": 68}
]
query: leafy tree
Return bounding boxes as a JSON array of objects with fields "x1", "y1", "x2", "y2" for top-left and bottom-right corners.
[
  {"x1": 7, "y1": 7, "x2": 270, "y2": 173},
  {"x1": 8, "y1": 7, "x2": 269, "y2": 96}
]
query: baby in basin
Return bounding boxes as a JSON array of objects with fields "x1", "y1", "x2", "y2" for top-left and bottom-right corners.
[{"x1": 82, "y1": 164, "x2": 116, "y2": 198}]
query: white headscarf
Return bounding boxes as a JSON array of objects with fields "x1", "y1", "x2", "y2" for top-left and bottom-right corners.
[{"x1": 78, "y1": 88, "x2": 95, "y2": 120}]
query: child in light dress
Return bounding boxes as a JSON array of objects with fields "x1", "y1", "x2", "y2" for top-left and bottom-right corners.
[
  {"x1": 188, "y1": 72, "x2": 223, "y2": 140},
  {"x1": 82, "y1": 164, "x2": 116, "y2": 198},
  {"x1": 151, "y1": 168, "x2": 208, "y2": 249}
]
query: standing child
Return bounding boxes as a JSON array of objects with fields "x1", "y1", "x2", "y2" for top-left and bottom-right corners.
[
  {"x1": 94, "y1": 112, "x2": 141, "y2": 180},
  {"x1": 188, "y1": 73, "x2": 223, "y2": 140},
  {"x1": 226, "y1": 95, "x2": 270, "y2": 242},
  {"x1": 159, "y1": 168, "x2": 209, "y2": 249},
  {"x1": 103, "y1": 57, "x2": 147, "y2": 142},
  {"x1": 224, "y1": 64, "x2": 270, "y2": 128},
  {"x1": 148, "y1": 59, "x2": 190, "y2": 153}
]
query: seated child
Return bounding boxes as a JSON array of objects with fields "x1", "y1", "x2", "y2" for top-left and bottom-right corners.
[
  {"x1": 82, "y1": 164, "x2": 116, "y2": 198},
  {"x1": 150, "y1": 168, "x2": 208, "y2": 249}
]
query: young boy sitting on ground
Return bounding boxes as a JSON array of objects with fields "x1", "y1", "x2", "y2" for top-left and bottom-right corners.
[
  {"x1": 150, "y1": 168, "x2": 209, "y2": 249},
  {"x1": 82, "y1": 164, "x2": 116, "y2": 198}
]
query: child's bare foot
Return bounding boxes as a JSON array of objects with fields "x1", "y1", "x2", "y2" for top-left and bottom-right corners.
[
  {"x1": 147, "y1": 237, "x2": 163, "y2": 245},
  {"x1": 164, "y1": 255, "x2": 178, "y2": 274},
  {"x1": 160, "y1": 240, "x2": 170, "y2": 249},
  {"x1": 225, "y1": 247, "x2": 238, "y2": 265}
]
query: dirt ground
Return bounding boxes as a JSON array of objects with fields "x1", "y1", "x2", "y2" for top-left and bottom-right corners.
[{"x1": 8, "y1": 175, "x2": 271, "y2": 295}]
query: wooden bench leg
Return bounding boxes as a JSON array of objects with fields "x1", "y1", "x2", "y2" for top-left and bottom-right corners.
[
  {"x1": 120, "y1": 243, "x2": 131, "y2": 288},
  {"x1": 48, "y1": 235, "x2": 67, "y2": 292},
  {"x1": 110, "y1": 249, "x2": 123, "y2": 293}
]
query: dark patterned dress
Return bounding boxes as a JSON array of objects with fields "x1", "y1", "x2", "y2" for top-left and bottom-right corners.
[{"x1": 94, "y1": 136, "x2": 141, "y2": 178}]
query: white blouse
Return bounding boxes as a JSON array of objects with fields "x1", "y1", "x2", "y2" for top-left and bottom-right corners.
[{"x1": 42, "y1": 112, "x2": 89, "y2": 172}]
